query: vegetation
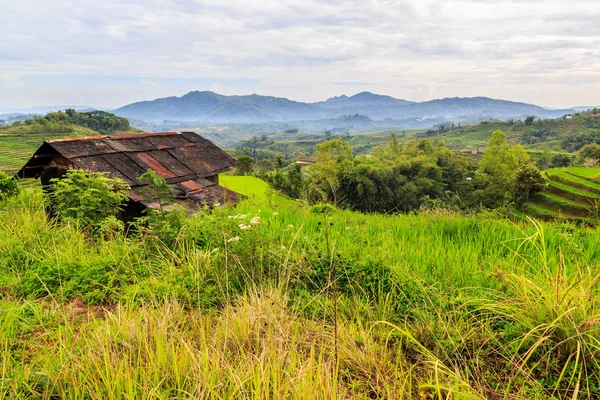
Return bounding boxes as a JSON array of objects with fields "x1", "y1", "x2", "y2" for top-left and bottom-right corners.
[
  {"x1": 49, "y1": 170, "x2": 130, "y2": 230},
  {"x1": 0, "y1": 171, "x2": 19, "y2": 201},
  {"x1": 2, "y1": 175, "x2": 600, "y2": 398},
  {"x1": 3, "y1": 109, "x2": 131, "y2": 135},
  {"x1": 263, "y1": 131, "x2": 545, "y2": 214},
  {"x1": 523, "y1": 167, "x2": 600, "y2": 224},
  {"x1": 425, "y1": 108, "x2": 600, "y2": 152},
  {"x1": 0, "y1": 110, "x2": 139, "y2": 174}
]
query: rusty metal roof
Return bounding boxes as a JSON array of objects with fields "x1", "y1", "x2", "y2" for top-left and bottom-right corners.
[{"x1": 16, "y1": 131, "x2": 238, "y2": 208}]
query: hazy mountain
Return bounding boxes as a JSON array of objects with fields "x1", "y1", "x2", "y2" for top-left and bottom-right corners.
[
  {"x1": 314, "y1": 91, "x2": 414, "y2": 108},
  {"x1": 115, "y1": 91, "x2": 323, "y2": 123},
  {"x1": 572, "y1": 106, "x2": 599, "y2": 112},
  {"x1": 0, "y1": 105, "x2": 94, "y2": 114},
  {"x1": 114, "y1": 91, "x2": 578, "y2": 124}
]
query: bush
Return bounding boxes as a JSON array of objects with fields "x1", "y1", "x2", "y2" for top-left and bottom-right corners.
[
  {"x1": 0, "y1": 172, "x2": 19, "y2": 201},
  {"x1": 49, "y1": 169, "x2": 129, "y2": 229},
  {"x1": 19, "y1": 260, "x2": 128, "y2": 304}
]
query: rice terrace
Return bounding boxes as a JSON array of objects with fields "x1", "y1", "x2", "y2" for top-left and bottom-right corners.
[{"x1": 3, "y1": 1, "x2": 600, "y2": 399}]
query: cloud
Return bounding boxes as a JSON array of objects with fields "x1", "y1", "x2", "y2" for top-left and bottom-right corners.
[{"x1": 0, "y1": 0, "x2": 599, "y2": 109}]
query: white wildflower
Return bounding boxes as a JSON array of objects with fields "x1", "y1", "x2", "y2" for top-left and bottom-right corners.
[
  {"x1": 227, "y1": 236, "x2": 241, "y2": 243},
  {"x1": 228, "y1": 215, "x2": 234, "y2": 219},
  {"x1": 239, "y1": 224, "x2": 251, "y2": 230},
  {"x1": 249, "y1": 216, "x2": 260, "y2": 226},
  {"x1": 272, "y1": 212, "x2": 279, "y2": 216},
  {"x1": 214, "y1": 202, "x2": 221, "y2": 207}
]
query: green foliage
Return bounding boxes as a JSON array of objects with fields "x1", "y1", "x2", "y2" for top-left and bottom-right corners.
[
  {"x1": 306, "y1": 138, "x2": 354, "y2": 205},
  {"x1": 515, "y1": 164, "x2": 547, "y2": 204},
  {"x1": 136, "y1": 169, "x2": 186, "y2": 245},
  {"x1": 1, "y1": 109, "x2": 130, "y2": 135},
  {"x1": 19, "y1": 260, "x2": 127, "y2": 304},
  {"x1": 4, "y1": 182, "x2": 600, "y2": 397},
  {"x1": 336, "y1": 137, "x2": 475, "y2": 213},
  {"x1": 578, "y1": 143, "x2": 600, "y2": 166},
  {"x1": 310, "y1": 203, "x2": 337, "y2": 214},
  {"x1": 0, "y1": 172, "x2": 20, "y2": 201},
  {"x1": 49, "y1": 169, "x2": 130, "y2": 228},
  {"x1": 474, "y1": 130, "x2": 544, "y2": 208},
  {"x1": 138, "y1": 169, "x2": 175, "y2": 214},
  {"x1": 551, "y1": 153, "x2": 573, "y2": 168},
  {"x1": 235, "y1": 155, "x2": 254, "y2": 175}
]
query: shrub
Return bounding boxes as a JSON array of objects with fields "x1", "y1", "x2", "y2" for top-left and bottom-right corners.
[
  {"x1": 49, "y1": 169, "x2": 129, "y2": 228},
  {"x1": 0, "y1": 172, "x2": 19, "y2": 201},
  {"x1": 19, "y1": 260, "x2": 128, "y2": 304}
]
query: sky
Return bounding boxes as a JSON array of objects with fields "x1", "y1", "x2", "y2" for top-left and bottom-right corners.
[{"x1": 1, "y1": 0, "x2": 600, "y2": 111}]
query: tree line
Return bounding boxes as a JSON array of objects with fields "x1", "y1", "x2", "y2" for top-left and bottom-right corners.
[
  {"x1": 5, "y1": 109, "x2": 130, "y2": 134},
  {"x1": 241, "y1": 130, "x2": 547, "y2": 214}
]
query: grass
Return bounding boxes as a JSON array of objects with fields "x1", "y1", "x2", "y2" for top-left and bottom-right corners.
[
  {"x1": 567, "y1": 167, "x2": 600, "y2": 179},
  {"x1": 220, "y1": 174, "x2": 269, "y2": 199},
  {"x1": 525, "y1": 167, "x2": 600, "y2": 225},
  {"x1": 2, "y1": 178, "x2": 600, "y2": 398},
  {"x1": 0, "y1": 126, "x2": 142, "y2": 174},
  {"x1": 429, "y1": 111, "x2": 600, "y2": 152}
]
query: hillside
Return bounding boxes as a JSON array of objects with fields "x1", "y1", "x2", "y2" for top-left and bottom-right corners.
[
  {"x1": 115, "y1": 91, "x2": 323, "y2": 123},
  {"x1": 523, "y1": 167, "x2": 600, "y2": 225},
  {"x1": 418, "y1": 109, "x2": 600, "y2": 152},
  {"x1": 2, "y1": 177, "x2": 600, "y2": 397},
  {"x1": 114, "y1": 90, "x2": 577, "y2": 124},
  {"x1": 0, "y1": 110, "x2": 139, "y2": 174}
]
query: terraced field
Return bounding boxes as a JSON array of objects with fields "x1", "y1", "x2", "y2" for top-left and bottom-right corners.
[
  {"x1": 524, "y1": 167, "x2": 600, "y2": 224},
  {"x1": 0, "y1": 127, "x2": 140, "y2": 174},
  {"x1": 0, "y1": 127, "x2": 97, "y2": 174}
]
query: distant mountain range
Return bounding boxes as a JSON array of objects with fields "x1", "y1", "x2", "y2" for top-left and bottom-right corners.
[
  {"x1": 0, "y1": 105, "x2": 94, "y2": 115},
  {"x1": 114, "y1": 91, "x2": 587, "y2": 124}
]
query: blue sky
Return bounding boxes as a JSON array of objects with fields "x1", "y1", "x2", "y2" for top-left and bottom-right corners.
[{"x1": 1, "y1": 0, "x2": 599, "y2": 110}]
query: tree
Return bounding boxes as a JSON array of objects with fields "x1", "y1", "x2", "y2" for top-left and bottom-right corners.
[
  {"x1": 479, "y1": 130, "x2": 516, "y2": 183},
  {"x1": 551, "y1": 154, "x2": 572, "y2": 168},
  {"x1": 138, "y1": 169, "x2": 175, "y2": 215},
  {"x1": 536, "y1": 150, "x2": 552, "y2": 170},
  {"x1": 235, "y1": 156, "x2": 254, "y2": 176},
  {"x1": 525, "y1": 115, "x2": 537, "y2": 125},
  {"x1": 475, "y1": 130, "x2": 518, "y2": 208},
  {"x1": 578, "y1": 144, "x2": 600, "y2": 166},
  {"x1": 511, "y1": 144, "x2": 530, "y2": 167},
  {"x1": 514, "y1": 164, "x2": 547, "y2": 204},
  {"x1": 306, "y1": 139, "x2": 354, "y2": 205},
  {"x1": 254, "y1": 159, "x2": 274, "y2": 176}
]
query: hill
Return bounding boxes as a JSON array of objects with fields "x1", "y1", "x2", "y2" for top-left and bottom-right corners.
[
  {"x1": 523, "y1": 167, "x2": 600, "y2": 225},
  {"x1": 417, "y1": 108, "x2": 600, "y2": 152},
  {"x1": 0, "y1": 109, "x2": 138, "y2": 174},
  {"x1": 114, "y1": 90, "x2": 576, "y2": 124},
  {"x1": 115, "y1": 91, "x2": 323, "y2": 123},
  {"x1": 2, "y1": 177, "x2": 600, "y2": 397}
]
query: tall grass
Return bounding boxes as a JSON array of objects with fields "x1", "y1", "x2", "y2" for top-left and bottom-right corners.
[{"x1": 2, "y1": 187, "x2": 600, "y2": 398}]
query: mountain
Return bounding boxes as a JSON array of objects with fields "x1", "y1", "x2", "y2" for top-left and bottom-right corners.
[
  {"x1": 572, "y1": 106, "x2": 600, "y2": 112},
  {"x1": 114, "y1": 91, "x2": 578, "y2": 124},
  {"x1": 314, "y1": 92, "x2": 413, "y2": 108},
  {"x1": 115, "y1": 91, "x2": 323, "y2": 123}
]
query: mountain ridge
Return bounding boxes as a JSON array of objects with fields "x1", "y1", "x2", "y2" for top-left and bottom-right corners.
[{"x1": 114, "y1": 90, "x2": 578, "y2": 124}]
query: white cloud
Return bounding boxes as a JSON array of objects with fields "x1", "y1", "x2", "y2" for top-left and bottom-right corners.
[{"x1": 0, "y1": 0, "x2": 599, "y2": 109}]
